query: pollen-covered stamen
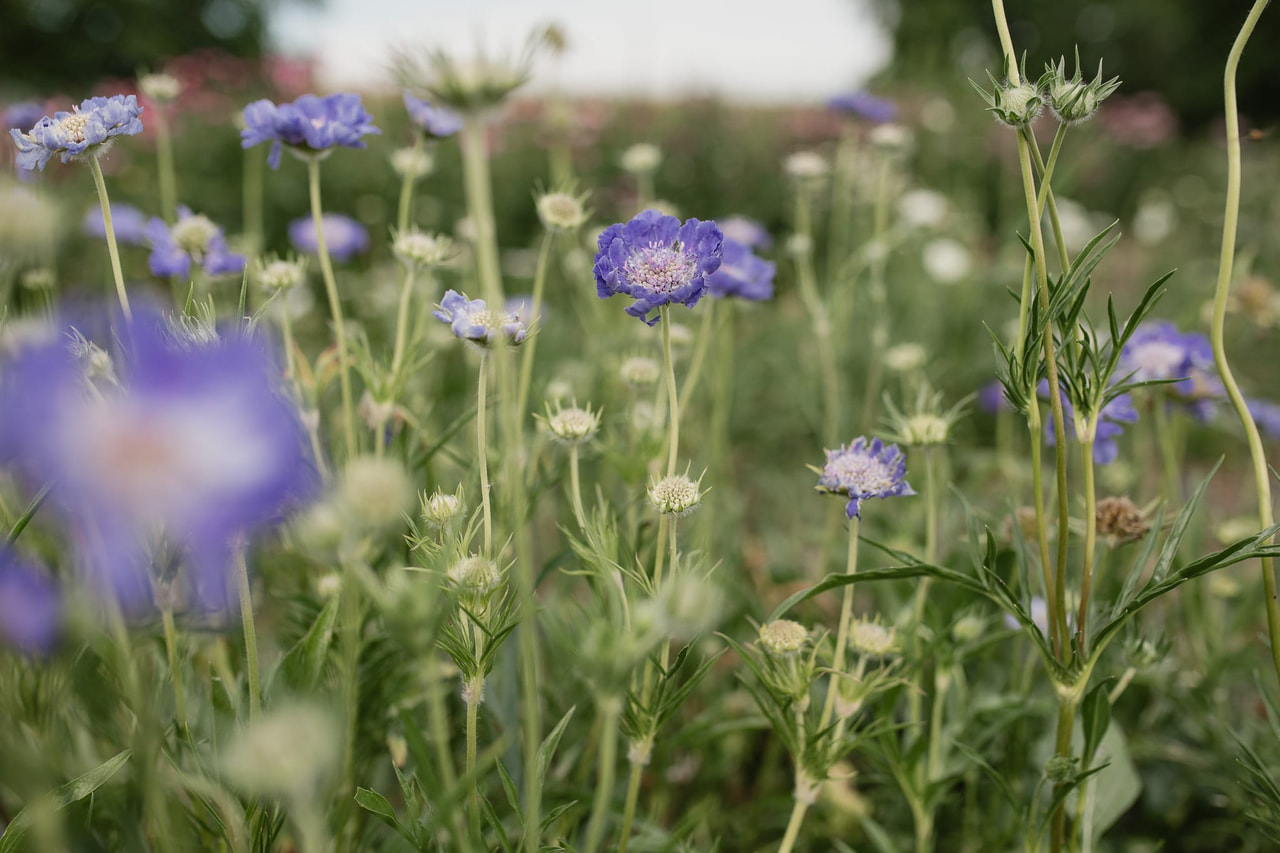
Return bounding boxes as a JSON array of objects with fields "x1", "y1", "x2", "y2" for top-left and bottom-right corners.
[
  {"x1": 624, "y1": 243, "x2": 698, "y2": 294},
  {"x1": 824, "y1": 451, "x2": 898, "y2": 495},
  {"x1": 58, "y1": 111, "x2": 90, "y2": 144}
]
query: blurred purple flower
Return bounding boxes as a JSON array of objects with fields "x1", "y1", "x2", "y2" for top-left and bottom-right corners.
[
  {"x1": 144, "y1": 207, "x2": 246, "y2": 278},
  {"x1": 434, "y1": 289, "x2": 527, "y2": 348},
  {"x1": 288, "y1": 214, "x2": 369, "y2": 261},
  {"x1": 403, "y1": 91, "x2": 463, "y2": 138},
  {"x1": 593, "y1": 209, "x2": 723, "y2": 325},
  {"x1": 505, "y1": 294, "x2": 543, "y2": 326},
  {"x1": 0, "y1": 547, "x2": 61, "y2": 655},
  {"x1": 977, "y1": 380, "x2": 1010, "y2": 415},
  {"x1": 0, "y1": 307, "x2": 317, "y2": 610},
  {"x1": 83, "y1": 202, "x2": 150, "y2": 247},
  {"x1": 816, "y1": 436, "x2": 915, "y2": 519},
  {"x1": 4, "y1": 102, "x2": 46, "y2": 132},
  {"x1": 717, "y1": 215, "x2": 772, "y2": 250},
  {"x1": 240, "y1": 93, "x2": 379, "y2": 170},
  {"x1": 827, "y1": 92, "x2": 896, "y2": 123},
  {"x1": 1120, "y1": 320, "x2": 1223, "y2": 420},
  {"x1": 706, "y1": 238, "x2": 774, "y2": 301},
  {"x1": 1039, "y1": 380, "x2": 1139, "y2": 465},
  {"x1": 9, "y1": 95, "x2": 143, "y2": 171},
  {"x1": 1248, "y1": 398, "x2": 1280, "y2": 439}
]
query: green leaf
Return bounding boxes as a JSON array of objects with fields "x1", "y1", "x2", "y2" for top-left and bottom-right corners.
[
  {"x1": 1080, "y1": 678, "x2": 1115, "y2": 765},
  {"x1": 276, "y1": 597, "x2": 339, "y2": 693},
  {"x1": 535, "y1": 707, "x2": 576, "y2": 792},
  {"x1": 0, "y1": 750, "x2": 132, "y2": 853},
  {"x1": 354, "y1": 787, "x2": 414, "y2": 844}
]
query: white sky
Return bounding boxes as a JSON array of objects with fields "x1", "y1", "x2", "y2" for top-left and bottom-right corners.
[{"x1": 271, "y1": 0, "x2": 892, "y2": 103}]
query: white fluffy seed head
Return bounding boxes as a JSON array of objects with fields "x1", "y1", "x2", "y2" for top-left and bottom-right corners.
[
  {"x1": 620, "y1": 143, "x2": 662, "y2": 174},
  {"x1": 620, "y1": 355, "x2": 660, "y2": 387},
  {"x1": 759, "y1": 619, "x2": 808, "y2": 657},
  {"x1": 338, "y1": 456, "x2": 414, "y2": 531},
  {"x1": 138, "y1": 73, "x2": 182, "y2": 102},
  {"x1": 784, "y1": 151, "x2": 829, "y2": 181},
  {"x1": 883, "y1": 342, "x2": 927, "y2": 373},
  {"x1": 536, "y1": 191, "x2": 588, "y2": 231},
  {"x1": 391, "y1": 145, "x2": 434, "y2": 178}
]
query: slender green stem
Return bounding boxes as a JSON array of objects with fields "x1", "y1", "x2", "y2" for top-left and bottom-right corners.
[
  {"x1": 923, "y1": 446, "x2": 939, "y2": 563},
  {"x1": 927, "y1": 669, "x2": 948, "y2": 781},
  {"x1": 616, "y1": 759, "x2": 644, "y2": 853},
  {"x1": 307, "y1": 157, "x2": 356, "y2": 460},
  {"x1": 153, "y1": 104, "x2": 178, "y2": 223},
  {"x1": 516, "y1": 231, "x2": 555, "y2": 423},
  {"x1": 679, "y1": 297, "x2": 717, "y2": 406},
  {"x1": 793, "y1": 183, "x2": 839, "y2": 447},
  {"x1": 583, "y1": 696, "x2": 622, "y2": 853},
  {"x1": 1050, "y1": 696, "x2": 1080, "y2": 853},
  {"x1": 339, "y1": 564, "x2": 363, "y2": 819},
  {"x1": 858, "y1": 156, "x2": 894, "y2": 433},
  {"x1": 661, "y1": 310, "x2": 680, "y2": 476},
  {"x1": 397, "y1": 136, "x2": 423, "y2": 234},
  {"x1": 477, "y1": 354, "x2": 492, "y2": 554},
  {"x1": 568, "y1": 445, "x2": 587, "y2": 530},
  {"x1": 1026, "y1": 124, "x2": 1072, "y2": 274},
  {"x1": 234, "y1": 547, "x2": 260, "y2": 721},
  {"x1": 391, "y1": 264, "x2": 417, "y2": 380},
  {"x1": 1151, "y1": 397, "x2": 1182, "y2": 504},
  {"x1": 1210, "y1": 0, "x2": 1280, "y2": 684},
  {"x1": 243, "y1": 147, "x2": 264, "y2": 257},
  {"x1": 460, "y1": 116, "x2": 504, "y2": 306},
  {"x1": 819, "y1": 518, "x2": 861, "y2": 731},
  {"x1": 280, "y1": 302, "x2": 329, "y2": 480},
  {"x1": 6, "y1": 482, "x2": 51, "y2": 545},
  {"x1": 1076, "y1": 440, "x2": 1098, "y2": 654},
  {"x1": 777, "y1": 793, "x2": 811, "y2": 853},
  {"x1": 465, "y1": 676, "x2": 483, "y2": 843},
  {"x1": 88, "y1": 156, "x2": 132, "y2": 321},
  {"x1": 1030, "y1": 409, "x2": 1065, "y2": 657},
  {"x1": 160, "y1": 603, "x2": 188, "y2": 733}
]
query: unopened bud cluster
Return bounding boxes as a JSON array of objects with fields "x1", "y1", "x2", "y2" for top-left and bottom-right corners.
[
  {"x1": 647, "y1": 473, "x2": 705, "y2": 517},
  {"x1": 1041, "y1": 53, "x2": 1120, "y2": 125},
  {"x1": 394, "y1": 229, "x2": 454, "y2": 269},
  {"x1": 421, "y1": 487, "x2": 465, "y2": 530},
  {"x1": 542, "y1": 401, "x2": 601, "y2": 445},
  {"x1": 448, "y1": 555, "x2": 503, "y2": 611},
  {"x1": 759, "y1": 619, "x2": 808, "y2": 657},
  {"x1": 536, "y1": 191, "x2": 589, "y2": 231}
]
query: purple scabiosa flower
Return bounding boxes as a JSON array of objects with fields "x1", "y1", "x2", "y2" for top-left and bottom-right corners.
[
  {"x1": 1119, "y1": 321, "x2": 1222, "y2": 420},
  {"x1": 0, "y1": 307, "x2": 318, "y2": 611},
  {"x1": 827, "y1": 92, "x2": 896, "y2": 123},
  {"x1": 402, "y1": 91, "x2": 463, "y2": 138},
  {"x1": 706, "y1": 238, "x2": 775, "y2": 301},
  {"x1": 4, "y1": 102, "x2": 46, "y2": 133},
  {"x1": 434, "y1": 289, "x2": 527, "y2": 349},
  {"x1": 144, "y1": 206, "x2": 246, "y2": 278},
  {"x1": 0, "y1": 547, "x2": 61, "y2": 655},
  {"x1": 717, "y1": 215, "x2": 772, "y2": 250},
  {"x1": 815, "y1": 437, "x2": 916, "y2": 519},
  {"x1": 593, "y1": 209, "x2": 723, "y2": 325},
  {"x1": 288, "y1": 214, "x2": 369, "y2": 262},
  {"x1": 83, "y1": 202, "x2": 150, "y2": 247},
  {"x1": 1248, "y1": 399, "x2": 1280, "y2": 440},
  {"x1": 977, "y1": 380, "x2": 1010, "y2": 415},
  {"x1": 240, "y1": 93, "x2": 380, "y2": 170},
  {"x1": 1039, "y1": 380, "x2": 1139, "y2": 465},
  {"x1": 9, "y1": 95, "x2": 144, "y2": 171}
]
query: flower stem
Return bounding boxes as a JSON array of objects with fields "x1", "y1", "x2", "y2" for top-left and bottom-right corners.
[
  {"x1": 569, "y1": 445, "x2": 587, "y2": 530},
  {"x1": 465, "y1": 674, "x2": 484, "y2": 844},
  {"x1": 616, "y1": 759, "x2": 644, "y2": 853},
  {"x1": 243, "y1": 147, "x2": 264, "y2": 257},
  {"x1": 515, "y1": 231, "x2": 555, "y2": 423},
  {"x1": 1050, "y1": 694, "x2": 1080, "y2": 853},
  {"x1": 819, "y1": 518, "x2": 860, "y2": 732},
  {"x1": 88, "y1": 156, "x2": 133, "y2": 322},
  {"x1": 776, "y1": 796, "x2": 810, "y2": 853},
  {"x1": 477, "y1": 353, "x2": 492, "y2": 554},
  {"x1": 792, "y1": 184, "x2": 839, "y2": 447},
  {"x1": 1210, "y1": 0, "x2": 1280, "y2": 685},
  {"x1": 307, "y1": 157, "x2": 357, "y2": 460},
  {"x1": 391, "y1": 264, "x2": 417, "y2": 380},
  {"x1": 460, "y1": 116, "x2": 504, "y2": 306},
  {"x1": 153, "y1": 104, "x2": 178, "y2": 224},
  {"x1": 582, "y1": 696, "x2": 622, "y2": 853},
  {"x1": 1076, "y1": 440, "x2": 1098, "y2": 654},
  {"x1": 397, "y1": 136, "x2": 423, "y2": 234},
  {"x1": 661, "y1": 309, "x2": 680, "y2": 477},
  {"x1": 160, "y1": 602, "x2": 188, "y2": 733},
  {"x1": 1029, "y1": 407, "x2": 1064, "y2": 657},
  {"x1": 339, "y1": 563, "x2": 364, "y2": 826},
  {"x1": 234, "y1": 547, "x2": 260, "y2": 721},
  {"x1": 679, "y1": 296, "x2": 716, "y2": 405}
]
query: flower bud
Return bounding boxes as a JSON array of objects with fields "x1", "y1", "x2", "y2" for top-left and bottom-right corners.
[
  {"x1": 393, "y1": 229, "x2": 455, "y2": 269},
  {"x1": 254, "y1": 255, "x2": 308, "y2": 293},
  {"x1": 338, "y1": 456, "x2": 414, "y2": 531},
  {"x1": 849, "y1": 619, "x2": 896, "y2": 657},
  {"x1": 784, "y1": 151, "x2": 829, "y2": 182},
  {"x1": 542, "y1": 401, "x2": 601, "y2": 445},
  {"x1": 1042, "y1": 53, "x2": 1120, "y2": 125},
  {"x1": 421, "y1": 487, "x2": 465, "y2": 530},
  {"x1": 1045, "y1": 755, "x2": 1077, "y2": 784},
  {"x1": 536, "y1": 190, "x2": 589, "y2": 231},
  {"x1": 391, "y1": 145, "x2": 434, "y2": 178},
  {"x1": 647, "y1": 473, "x2": 705, "y2": 517},
  {"x1": 759, "y1": 619, "x2": 808, "y2": 657},
  {"x1": 448, "y1": 555, "x2": 503, "y2": 610},
  {"x1": 974, "y1": 69, "x2": 1044, "y2": 127},
  {"x1": 620, "y1": 143, "x2": 662, "y2": 175},
  {"x1": 883, "y1": 343, "x2": 926, "y2": 373},
  {"x1": 138, "y1": 72, "x2": 182, "y2": 103},
  {"x1": 1096, "y1": 496, "x2": 1150, "y2": 546},
  {"x1": 620, "y1": 355, "x2": 660, "y2": 387}
]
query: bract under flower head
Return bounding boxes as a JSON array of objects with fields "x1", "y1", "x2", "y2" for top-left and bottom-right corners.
[
  {"x1": 289, "y1": 214, "x2": 369, "y2": 262},
  {"x1": 145, "y1": 206, "x2": 246, "y2": 278},
  {"x1": 83, "y1": 202, "x2": 149, "y2": 246},
  {"x1": 9, "y1": 95, "x2": 143, "y2": 171},
  {"x1": 593, "y1": 209, "x2": 723, "y2": 325},
  {"x1": 402, "y1": 90, "x2": 463, "y2": 138},
  {"x1": 0, "y1": 306, "x2": 318, "y2": 610},
  {"x1": 827, "y1": 91, "x2": 896, "y2": 123},
  {"x1": 240, "y1": 93, "x2": 380, "y2": 170},
  {"x1": 816, "y1": 437, "x2": 915, "y2": 519},
  {"x1": 433, "y1": 289, "x2": 527, "y2": 349},
  {"x1": 0, "y1": 547, "x2": 61, "y2": 655},
  {"x1": 706, "y1": 237, "x2": 775, "y2": 301}
]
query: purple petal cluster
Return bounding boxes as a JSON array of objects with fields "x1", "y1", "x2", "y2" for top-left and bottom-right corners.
[
  {"x1": 706, "y1": 237, "x2": 775, "y2": 301},
  {"x1": 289, "y1": 214, "x2": 370, "y2": 262},
  {"x1": 1248, "y1": 398, "x2": 1280, "y2": 440},
  {"x1": 144, "y1": 206, "x2": 246, "y2": 278},
  {"x1": 1039, "y1": 380, "x2": 1139, "y2": 465},
  {"x1": 83, "y1": 202, "x2": 150, "y2": 246},
  {"x1": 977, "y1": 380, "x2": 1010, "y2": 415},
  {"x1": 0, "y1": 307, "x2": 318, "y2": 611},
  {"x1": 827, "y1": 92, "x2": 896, "y2": 123},
  {"x1": 240, "y1": 93, "x2": 380, "y2": 170},
  {"x1": 717, "y1": 215, "x2": 773, "y2": 250},
  {"x1": 4, "y1": 101, "x2": 46, "y2": 133},
  {"x1": 434, "y1": 289, "x2": 528, "y2": 348},
  {"x1": 1119, "y1": 321, "x2": 1223, "y2": 420},
  {"x1": 9, "y1": 95, "x2": 143, "y2": 171},
  {"x1": 403, "y1": 91, "x2": 463, "y2": 138},
  {"x1": 593, "y1": 209, "x2": 723, "y2": 325},
  {"x1": 816, "y1": 436, "x2": 916, "y2": 519},
  {"x1": 0, "y1": 547, "x2": 61, "y2": 655}
]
